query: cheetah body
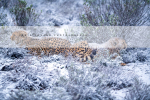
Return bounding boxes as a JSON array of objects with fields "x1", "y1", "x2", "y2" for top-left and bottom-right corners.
[
  {"x1": 11, "y1": 31, "x2": 127, "y2": 62},
  {"x1": 11, "y1": 31, "x2": 94, "y2": 62}
]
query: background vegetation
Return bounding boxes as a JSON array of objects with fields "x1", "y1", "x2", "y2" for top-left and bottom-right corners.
[
  {"x1": 0, "y1": 0, "x2": 41, "y2": 26},
  {"x1": 77, "y1": 0, "x2": 150, "y2": 45},
  {"x1": 80, "y1": 0, "x2": 150, "y2": 26}
]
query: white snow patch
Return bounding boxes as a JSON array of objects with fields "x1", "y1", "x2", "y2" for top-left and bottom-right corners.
[
  {"x1": 47, "y1": 62, "x2": 69, "y2": 77},
  {"x1": 111, "y1": 89, "x2": 128, "y2": 100},
  {"x1": 123, "y1": 63, "x2": 150, "y2": 85}
]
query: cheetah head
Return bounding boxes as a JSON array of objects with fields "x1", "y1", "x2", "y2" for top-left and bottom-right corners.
[
  {"x1": 89, "y1": 37, "x2": 127, "y2": 60},
  {"x1": 106, "y1": 37, "x2": 127, "y2": 50},
  {"x1": 105, "y1": 37, "x2": 127, "y2": 55},
  {"x1": 11, "y1": 31, "x2": 28, "y2": 44}
]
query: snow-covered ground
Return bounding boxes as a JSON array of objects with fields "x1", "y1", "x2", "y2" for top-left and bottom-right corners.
[{"x1": 0, "y1": 47, "x2": 150, "y2": 100}]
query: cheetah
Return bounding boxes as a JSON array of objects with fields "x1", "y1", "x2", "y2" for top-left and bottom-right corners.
[
  {"x1": 11, "y1": 31, "x2": 127, "y2": 63},
  {"x1": 10, "y1": 30, "x2": 95, "y2": 62},
  {"x1": 89, "y1": 37, "x2": 127, "y2": 55}
]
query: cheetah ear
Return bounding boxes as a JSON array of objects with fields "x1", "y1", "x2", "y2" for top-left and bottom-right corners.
[
  {"x1": 92, "y1": 49, "x2": 97, "y2": 55},
  {"x1": 90, "y1": 54, "x2": 94, "y2": 59},
  {"x1": 89, "y1": 49, "x2": 97, "y2": 60}
]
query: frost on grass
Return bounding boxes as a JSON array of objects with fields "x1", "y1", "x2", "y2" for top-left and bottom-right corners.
[
  {"x1": 0, "y1": 48, "x2": 149, "y2": 100},
  {"x1": 65, "y1": 63, "x2": 114, "y2": 100},
  {"x1": 125, "y1": 78, "x2": 150, "y2": 100},
  {"x1": 0, "y1": 53, "x2": 119, "y2": 100}
]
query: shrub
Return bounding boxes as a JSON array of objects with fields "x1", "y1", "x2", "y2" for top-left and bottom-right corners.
[
  {"x1": 0, "y1": 0, "x2": 10, "y2": 8},
  {"x1": 78, "y1": 0, "x2": 150, "y2": 44},
  {"x1": 0, "y1": 7, "x2": 8, "y2": 26},
  {"x1": 125, "y1": 78, "x2": 150, "y2": 100},
  {"x1": 64, "y1": 63, "x2": 115, "y2": 100},
  {"x1": 8, "y1": 90, "x2": 51, "y2": 100},
  {"x1": 0, "y1": 12, "x2": 7, "y2": 26},
  {"x1": 10, "y1": 0, "x2": 41, "y2": 26},
  {"x1": 80, "y1": 0, "x2": 150, "y2": 26}
]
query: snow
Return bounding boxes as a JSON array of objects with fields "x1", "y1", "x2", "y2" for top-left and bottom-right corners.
[
  {"x1": 0, "y1": 40, "x2": 150, "y2": 99},
  {"x1": 0, "y1": 48, "x2": 150, "y2": 100},
  {"x1": 0, "y1": 0, "x2": 150, "y2": 99},
  {"x1": 111, "y1": 89, "x2": 128, "y2": 100}
]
